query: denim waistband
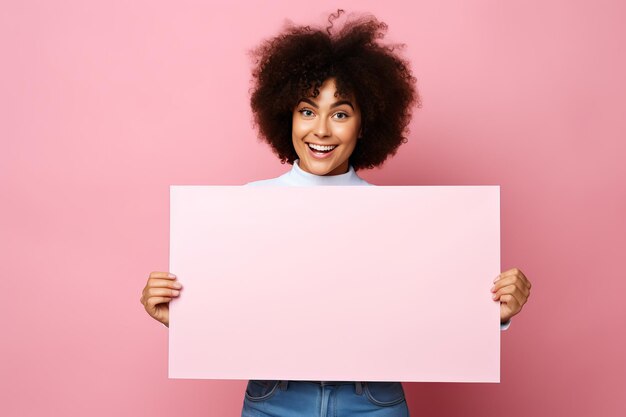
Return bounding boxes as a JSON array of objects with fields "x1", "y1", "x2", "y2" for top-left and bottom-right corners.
[
  {"x1": 304, "y1": 381, "x2": 356, "y2": 385},
  {"x1": 280, "y1": 381, "x2": 363, "y2": 394}
]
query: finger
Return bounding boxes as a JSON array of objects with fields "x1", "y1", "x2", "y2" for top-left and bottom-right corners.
[
  {"x1": 494, "y1": 268, "x2": 530, "y2": 289},
  {"x1": 147, "y1": 287, "x2": 181, "y2": 299},
  {"x1": 492, "y1": 276, "x2": 516, "y2": 291},
  {"x1": 511, "y1": 269, "x2": 531, "y2": 289},
  {"x1": 496, "y1": 269, "x2": 531, "y2": 290},
  {"x1": 492, "y1": 277, "x2": 529, "y2": 297},
  {"x1": 149, "y1": 271, "x2": 178, "y2": 280},
  {"x1": 499, "y1": 293, "x2": 522, "y2": 313},
  {"x1": 141, "y1": 287, "x2": 181, "y2": 306},
  {"x1": 495, "y1": 285, "x2": 525, "y2": 307},
  {"x1": 492, "y1": 284, "x2": 515, "y2": 300},
  {"x1": 141, "y1": 280, "x2": 182, "y2": 304},
  {"x1": 147, "y1": 278, "x2": 183, "y2": 289}
]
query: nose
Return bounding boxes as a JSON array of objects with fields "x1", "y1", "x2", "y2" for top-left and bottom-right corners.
[{"x1": 314, "y1": 117, "x2": 331, "y2": 139}]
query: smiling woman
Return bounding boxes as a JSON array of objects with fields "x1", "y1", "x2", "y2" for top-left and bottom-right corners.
[
  {"x1": 139, "y1": 7, "x2": 533, "y2": 417},
  {"x1": 248, "y1": 8, "x2": 420, "y2": 175},
  {"x1": 292, "y1": 77, "x2": 362, "y2": 175}
]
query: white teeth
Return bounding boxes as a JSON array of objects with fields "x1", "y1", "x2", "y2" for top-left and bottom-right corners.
[{"x1": 308, "y1": 143, "x2": 337, "y2": 151}]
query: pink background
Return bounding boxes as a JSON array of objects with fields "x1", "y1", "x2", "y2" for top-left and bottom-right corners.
[{"x1": 1, "y1": 0, "x2": 624, "y2": 416}]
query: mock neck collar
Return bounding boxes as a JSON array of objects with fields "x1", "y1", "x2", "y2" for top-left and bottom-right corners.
[{"x1": 289, "y1": 159, "x2": 361, "y2": 185}]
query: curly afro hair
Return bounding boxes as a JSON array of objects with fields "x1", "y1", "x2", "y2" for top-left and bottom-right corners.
[{"x1": 248, "y1": 9, "x2": 420, "y2": 171}]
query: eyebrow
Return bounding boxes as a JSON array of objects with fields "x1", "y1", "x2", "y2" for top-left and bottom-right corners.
[{"x1": 298, "y1": 98, "x2": 355, "y2": 110}]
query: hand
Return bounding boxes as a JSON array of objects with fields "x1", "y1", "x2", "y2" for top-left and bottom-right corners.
[
  {"x1": 491, "y1": 268, "x2": 531, "y2": 323},
  {"x1": 140, "y1": 271, "x2": 183, "y2": 327}
]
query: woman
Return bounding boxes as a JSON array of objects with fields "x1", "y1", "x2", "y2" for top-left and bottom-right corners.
[{"x1": 140, "y1": 9, "x2": 532, "y2": 417}]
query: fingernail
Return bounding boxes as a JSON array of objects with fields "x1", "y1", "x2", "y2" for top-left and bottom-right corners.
[
  {"x1": 492, "y1": 294, "x2": 498, "y2": 300},
  {"x1": 172, "y1": 290, "x2": 180, "y2": 296},
  {"x1": 493, "y1": 275, "x2": 500, "y2": 283},
  {"x1": 168, "y1": 273, "x2": 176, "y2": 278},
  {"x1": 173, "y1": 282, "x2": 182, "y2": 288},
  {"x1": 490, "y1": 286, "x2": 495, "y2": 292}
]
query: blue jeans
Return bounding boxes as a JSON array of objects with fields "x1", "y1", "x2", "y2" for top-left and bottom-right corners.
[{"x1": 241, "y1": 380, "x2": 410, "y2": 417}]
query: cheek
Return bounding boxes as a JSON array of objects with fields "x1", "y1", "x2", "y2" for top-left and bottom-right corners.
[
  {"x1": 291, "y1": 120, "x2": 307, "y2": 140},
  {"x1": 337, "y1": 123, "x2": 360, "y2": 145}
]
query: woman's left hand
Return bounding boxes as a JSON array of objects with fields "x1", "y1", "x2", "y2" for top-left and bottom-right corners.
[{"x1": 491, "y1": 267, "x2": 532, "y2": 323}]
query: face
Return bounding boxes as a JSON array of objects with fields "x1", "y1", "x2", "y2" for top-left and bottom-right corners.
[{"x1": 292, "y1": 77, "x2": 362, "y2": 176}]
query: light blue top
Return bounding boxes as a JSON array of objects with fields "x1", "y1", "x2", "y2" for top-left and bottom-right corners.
[{"x1": 246, "y1": 159, "x2": 372, "y2": 187}]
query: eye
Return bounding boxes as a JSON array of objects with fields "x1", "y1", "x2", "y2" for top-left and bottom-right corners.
[
  {"x1": 298, "y1": 108, "x2": 314, "y2": 117},
  {"x1": 334, "y1": 112, "x2": 349, "y2": 120}
]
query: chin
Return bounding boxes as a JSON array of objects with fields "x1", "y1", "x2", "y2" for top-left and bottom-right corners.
[
  {"x1": 303, "y1": 157, "x2": 334, "y2": 171},
  {"x1": 315, "y1": 162, "x2": 348, "y2": 176}
]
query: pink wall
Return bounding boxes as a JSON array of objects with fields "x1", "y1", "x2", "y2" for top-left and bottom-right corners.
[{"x1": 2, "y1": 1, "x2": 624, "y2": 415}]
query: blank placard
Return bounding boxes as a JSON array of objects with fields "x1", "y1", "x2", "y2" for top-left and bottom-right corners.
[{"x1": 169, "y1": 185, "x2": 500, "y2": 382}]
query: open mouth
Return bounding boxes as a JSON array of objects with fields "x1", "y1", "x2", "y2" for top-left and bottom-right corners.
[{"x1": 307, "y1": 143, "x2": 338, "y2": 158}]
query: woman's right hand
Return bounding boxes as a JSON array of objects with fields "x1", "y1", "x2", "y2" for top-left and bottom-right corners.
[{"x1": 140, "y1": 271, "x2": 183, "y2": 327}]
